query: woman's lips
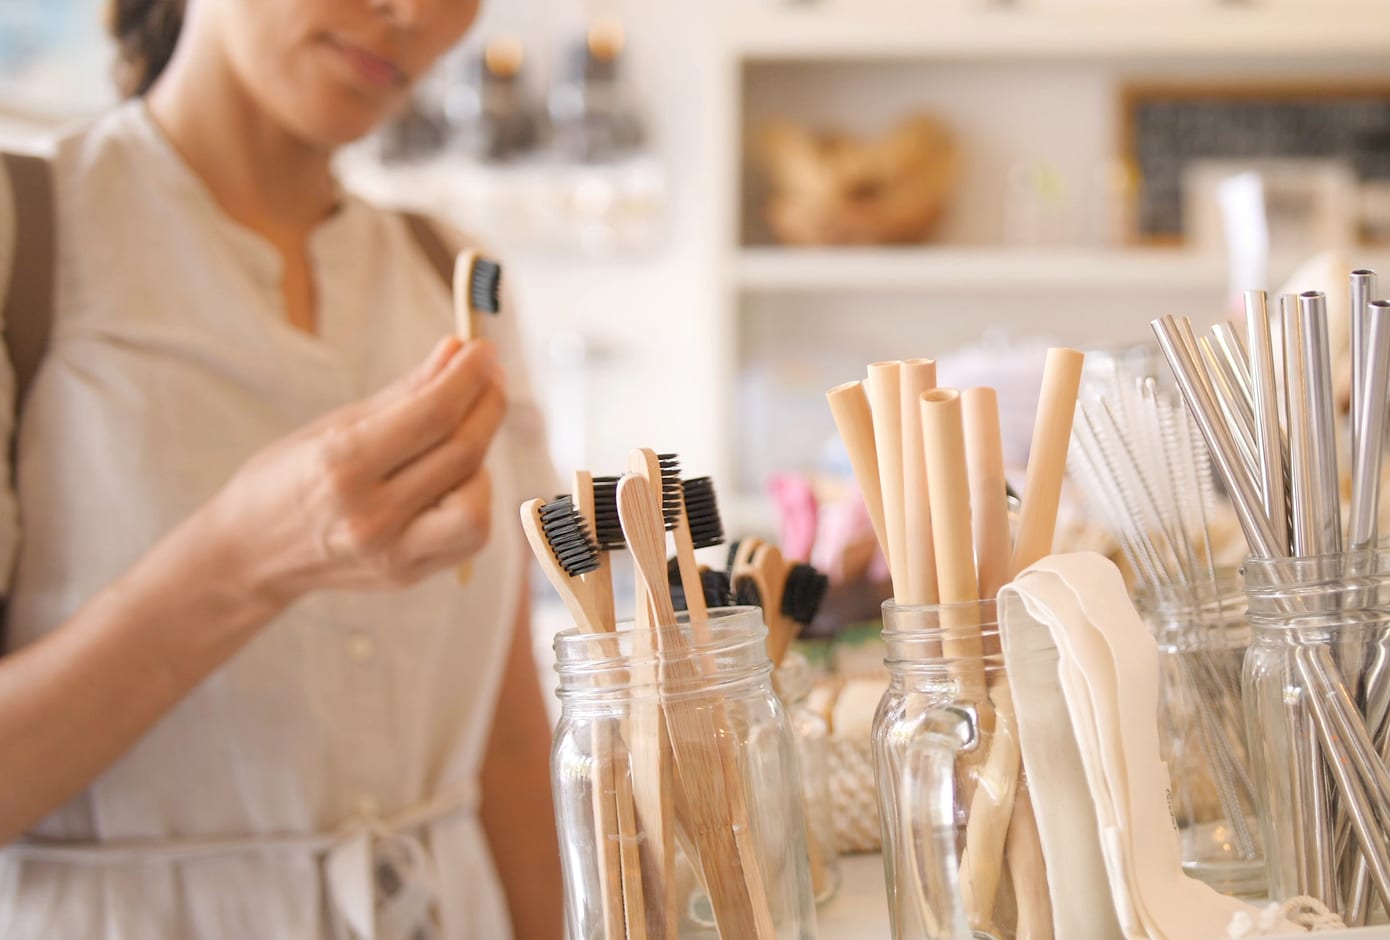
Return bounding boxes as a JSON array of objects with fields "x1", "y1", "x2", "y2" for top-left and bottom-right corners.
[{"x1": 327, "y1": 37, "x2": 407, "y2": 89}]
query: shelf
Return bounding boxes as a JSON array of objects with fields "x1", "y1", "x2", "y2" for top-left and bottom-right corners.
[
  {"x1": 727, "y1": 4, "x2": 1390, "y2": 62},
  {"x1": 734, "y1": 246, "x2": 1241, "y2": 293}
]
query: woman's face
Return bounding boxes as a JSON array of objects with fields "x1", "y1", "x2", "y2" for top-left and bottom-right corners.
[{"x1": 204, "y1": 0, "x2": 481, "y2": 147}]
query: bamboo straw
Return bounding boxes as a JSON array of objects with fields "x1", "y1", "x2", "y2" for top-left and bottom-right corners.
[
  {"x1": 999, "y1": 347, "x2": 1085, "y2": 940},
  {"x1": 617, "y1": 473, "x2": 776, "y2": 939},
  {"x1": 868, "y1": 361, "x2": 910, "y2": 597},
  {"x1": 962, "y1": 387, "x2": 1011, "y2": 602},
  {"x1": 900, "y1": 359, "x2": 940, "y2": 605},
  {"x1": 827, "y1": 382, "x2": 891, "y2": 567},
  {"x1": 918, "y1": 390, "x2": 983, "y2": 654},
  {"x1": 1010, "y1": 348, "x2": 1085, "y2": 574}
]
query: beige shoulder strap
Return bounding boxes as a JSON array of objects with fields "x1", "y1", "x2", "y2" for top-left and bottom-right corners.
[{"x1": 1, "y1": 151, "x2": 55, "y2": 411}]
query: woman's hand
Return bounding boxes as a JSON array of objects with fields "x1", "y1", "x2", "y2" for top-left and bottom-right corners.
[{"x1": 205, "y1": 336, "x2": 508, "y2": 608}]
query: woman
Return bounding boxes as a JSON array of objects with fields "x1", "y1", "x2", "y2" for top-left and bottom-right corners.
[{"x1": 0, "y1": 1, "x2": 563, "y2": 937}]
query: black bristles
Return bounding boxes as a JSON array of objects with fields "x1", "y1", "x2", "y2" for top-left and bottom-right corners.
[
  {"x1": 701, "y1": 569, "x2": 734, "y2": 609},
  {"x1": 657, "y1": 453, "x2": 681, "y2": 530},
  {"x1": 681, "y1": 477, "x2": 725, "y2": 550},
  {"x1": 726, "y1": 540, "x2": 743, "y2": 577},
  {"x1": 470, "y1": 257, "x2": 502, "y2": 315},
  {"x1": 781, "y1": 563, "x2": 829, "y2": 625},
  {"x1": 734, "y1": 575, "x2": 763, "y2": 609},
  {"x1": 539, "y1": 496, "x2": 600, "y2": 577},
  {"x1": 669, "y1": 559, "x2": 732, "y2": 612},
  {"x1": 590, "y1": 476, "x2": 624, "y2": 550}
]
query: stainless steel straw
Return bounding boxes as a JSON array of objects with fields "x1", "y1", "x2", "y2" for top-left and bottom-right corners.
[
  {"x1": 1152, "y1": 315, "x2": 1279, "y2": 558},
  {"x1": 1245, "y1": 291, "x2": 1290, "y2": 554},
  {"x1": 1297, "y1": 292, "x2": 1343, "y2": 555},
  {"x1": 1350, "y1": 271, "x2": 1377, "y2": 454}
]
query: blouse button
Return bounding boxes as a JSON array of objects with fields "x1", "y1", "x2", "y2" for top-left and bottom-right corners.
[{"x1": 346, "y1": 632, "x2": 375, "y2": 662}]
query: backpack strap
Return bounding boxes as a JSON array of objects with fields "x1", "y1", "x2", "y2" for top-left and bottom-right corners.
[
  {"x1": 401, "y1": 211, "x2": 456, "y2": 291},
  {"x1": 1, "y1": 152, "x2": 55, "y2": 412}
]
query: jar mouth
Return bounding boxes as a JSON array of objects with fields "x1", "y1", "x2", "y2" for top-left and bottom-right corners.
[
  {"x1": 1242, "y1": 551, "x2": 1390, "y2": 628},
  {"x1": 879, "y1": 598, "x2": 1004, "y2": 682},
  {"x1": 553, "y1": 606, "x2": 773, "y2": 701}
]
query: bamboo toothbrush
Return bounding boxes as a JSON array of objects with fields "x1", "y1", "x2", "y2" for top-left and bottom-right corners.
[
  {"x1": 453, "y1": 252, "x2": 503, "y2": 586},
  {"x1": 570, "y1": 471, "x2": 651, "y2": 939},
  {"x1": 616, "y1": 470, "x2": 776, "y2": 939},
  {"x1": 518, "y1": 497, "x2": 627, "y2": 936},
  {"x1": 622, "y1": 451, "x2": 682, "y2": 939}
]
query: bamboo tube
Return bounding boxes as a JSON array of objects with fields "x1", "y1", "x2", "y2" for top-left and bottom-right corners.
[
  {"x1": 868, "y1": 361, "x2": 910, "y2": 598},
  {"x1": 827, "y1": 381, "x2": 892, "y2": 568},
  {"x1": 900, "y1": 359, "x2": 940, "y2": 605},
  {"x1": 962, "y1": 387, "x2": 1011, "y2": 602},
  {"x1": 918, "y1": 389, "x2": 984, "y2": 672},
  {"x1": 1005, "y1": 786, "x2": 1054, "y2": 940},
  {"x1": 1010, "y1": 348, "x2": 1085, "y2": 574}
]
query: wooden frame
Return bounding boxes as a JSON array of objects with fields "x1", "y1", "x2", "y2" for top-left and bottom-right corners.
[{"x1": 1117, "y1": 81, "x2": 1390, "y2": 246}]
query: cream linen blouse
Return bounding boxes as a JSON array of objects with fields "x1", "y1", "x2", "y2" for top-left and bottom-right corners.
[{"x1": 0, "y1": 101, "x2": 555, "y2": 939}]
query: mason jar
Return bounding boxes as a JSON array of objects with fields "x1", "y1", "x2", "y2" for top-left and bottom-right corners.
[
  {"x1": 774, "y1": 650, "x2": 841, "y2": 906},
  {"x1": 552, "y1": 606, "x2": 818, "y2": 939},
  {"x1": 873, "y1": 598, "x2": 1043, "y2": 940},
  {"x1": 1244, "y1": 550, "x2": 1390, "y2": 920},
  {"x1": 1136, "y1": 574, "x2": 1263, "y2": 897}
]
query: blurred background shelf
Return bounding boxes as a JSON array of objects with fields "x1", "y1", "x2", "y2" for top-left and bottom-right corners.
[
  {"x1": 735, "y1": 246, "x2": 1229, "y2": 292},
  {"x1": 727, "y1": 3, "x2": 1390, "y2": 62}
]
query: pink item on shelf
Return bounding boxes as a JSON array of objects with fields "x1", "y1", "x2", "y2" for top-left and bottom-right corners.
[
  {"x1": 769, "y1": 473, "x2": 819, "y2": 562},
  {"x1": 813, "y1": 491, "x2": 885, "y2": 586}
]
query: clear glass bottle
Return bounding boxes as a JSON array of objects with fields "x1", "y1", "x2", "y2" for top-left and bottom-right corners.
[
  {"x1": 1243, "y1": 551, "x2": 1390, "y2": 917},
  {"x1": 552, "y1": 606, "x2": 818, "y2": 939},
  {"x1": 873, "y1": 599, "x2": 1041, "y2": 940},
  {"x1": 774, "y1": 650, "x2": 842, "y2": 906},
  {"x1": 1136, "y1": 573, "x2": 1264, "y2": 897}
]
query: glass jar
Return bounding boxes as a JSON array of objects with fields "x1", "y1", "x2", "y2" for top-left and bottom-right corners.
[
  {"x1": 1244, "y1": 551, "x2": 1390, "y2": 919},
  {"x1": 552, "y1": 606, "x2": 818, "y2": 939},
  {"x1": 873, "y1": 599, "x2": 1042, "y2": 940},
  {"x1": 774, "y1": 650, "x2": 841, "y2": 906},
  {"x1": 1136, "y1": 574, "x2": 1263, "y2": 897}
]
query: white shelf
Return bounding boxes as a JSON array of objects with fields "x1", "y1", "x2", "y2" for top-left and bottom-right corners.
[
  {"x1": 727, "y1": 4, "x2": 1390, "y2": 62},
  {"x1": 735, "y1": 246, "x2": 1238, "y2": 293}
]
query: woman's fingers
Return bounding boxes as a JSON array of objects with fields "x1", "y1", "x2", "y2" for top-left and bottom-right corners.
[
  {"x1": 335, "y1": 339, "x2": 499, "y2": 479},
  {"x1": 394, "y1": 467, "x2": 494, "y2": 569},
  {"x1": 384, "y1": 378, "x2": 507, "y2": 522}
]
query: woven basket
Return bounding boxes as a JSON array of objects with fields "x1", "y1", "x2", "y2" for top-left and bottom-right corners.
[{"x1": 827, "y1": 734, "x2": 882, "y2": 854}]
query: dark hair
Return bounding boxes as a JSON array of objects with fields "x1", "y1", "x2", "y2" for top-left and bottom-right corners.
[{"x1": 108, "y1": 0, "x2": 186, "y2": 98}]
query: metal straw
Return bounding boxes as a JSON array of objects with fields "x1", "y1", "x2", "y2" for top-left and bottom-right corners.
[
  {"x1": 1348, "y1": 300, "x2": 1390, "y2": 552},
  {"x1": 1245, "y1": 291, "x2": 1290, "y2": 554},
  {"x1": 1297, "y1": 292, "x2": 1343, "y2": 555},
  {"x1": 1152, "y1": 315, "x2": 1279, "y2": 558},
  {"x1": 1350, "y1": 271, "x2": 1377, "y2": 456}
]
